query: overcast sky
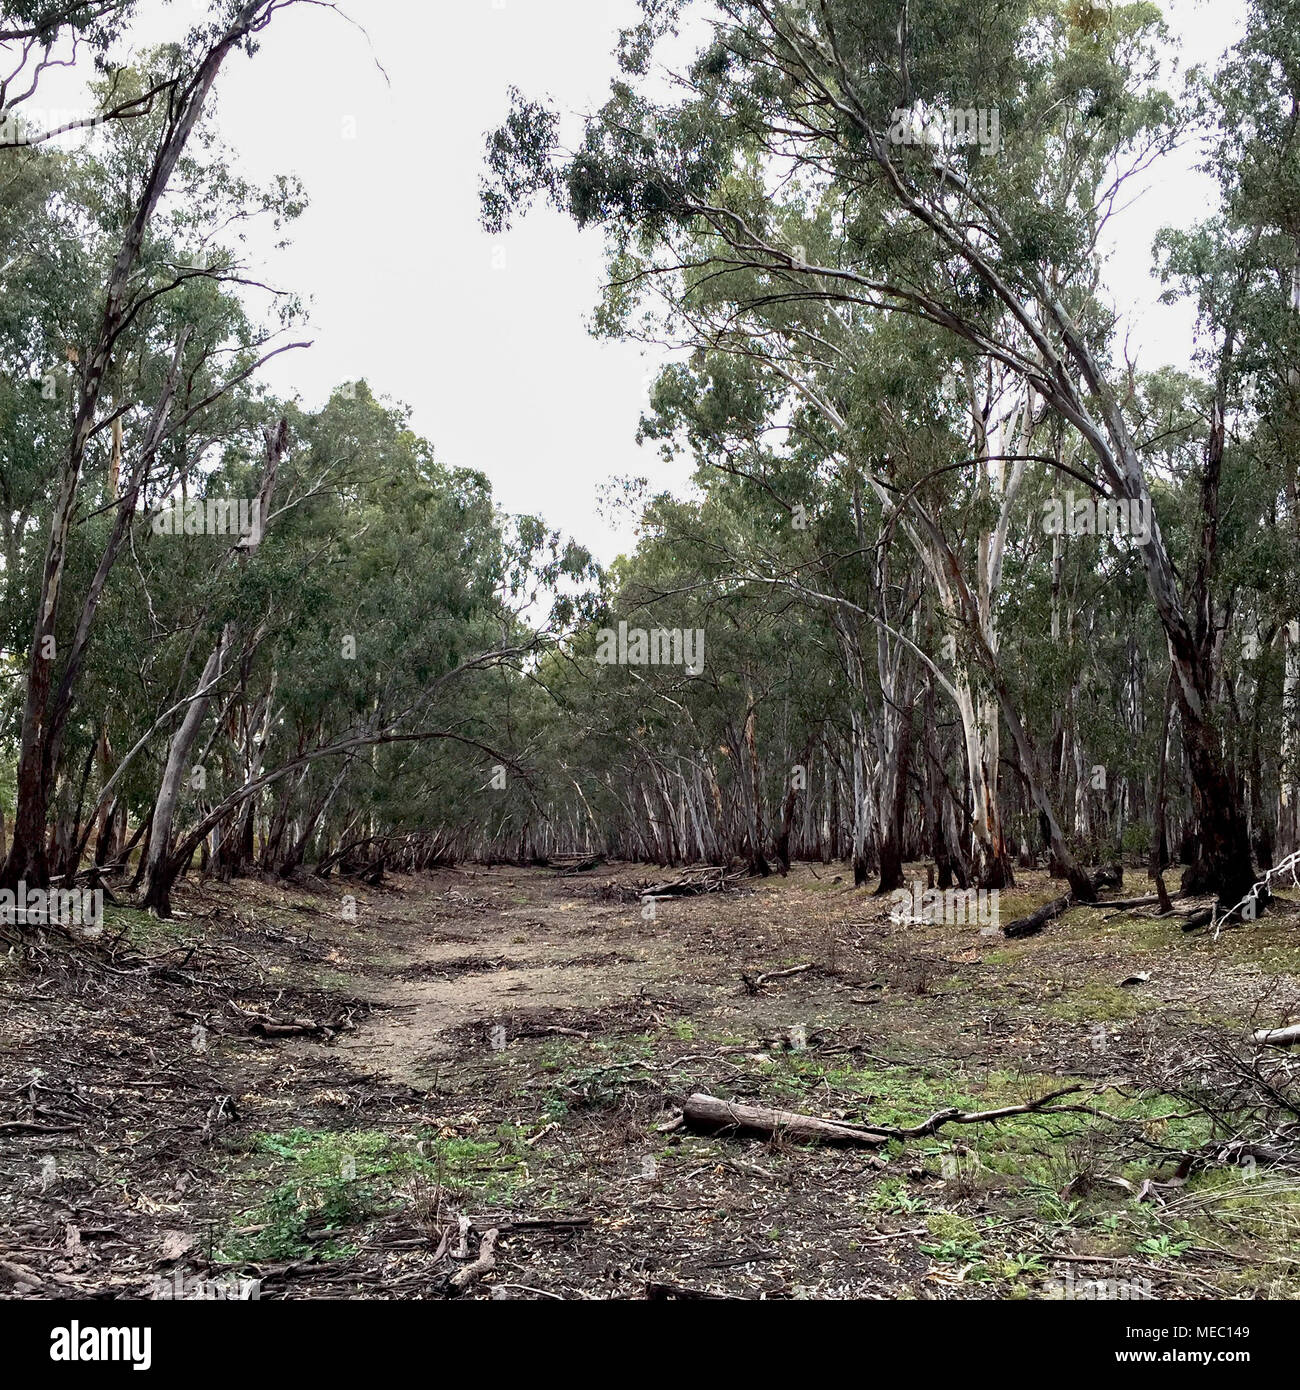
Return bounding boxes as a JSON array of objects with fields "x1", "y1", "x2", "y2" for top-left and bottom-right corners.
[{"x1": 43, "y1": 0, "x2": 1243, "y2": 563}]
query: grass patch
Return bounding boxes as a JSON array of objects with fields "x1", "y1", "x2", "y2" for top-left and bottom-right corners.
[
  {"x1": 217, "y1": 1125, "x2": 526, "y2": 1262},
  {"x1": 1045, "y1": 982, "x2": 1141, "y2": 1023},
  {"x1": 104, "y1": 904, "x2": 190, "y2": 952},
  {"x1": 981, "y1": 948, "x2": 1018, "y2": 966},
  {"x1": 1212, "y1": 915, "x2": 1300, "y2": 976}
]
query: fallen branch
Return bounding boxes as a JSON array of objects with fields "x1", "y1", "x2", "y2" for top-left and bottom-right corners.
[
  {"x1": 1003, "y1": 894, "x2": 1073, "y2": 939},
  {"x1": 641, "y1": 866, "x2": 747, "y2": 899},
  {"x1": 682, "y1": 1093, "x2": 888, "y2": 1146},
  {"x1": 227, "y1": 1001, "x2": 355, "y2": 1038},
  {"x1": 866, "y1": 1085, "x2": 1089, "y2": 1139},
  {"x1": 449, "y1": 1227, "x2": 498, "y2": 1292},
  {"x1": 758, "y1": 962, "x2": 813, "y2": 984},
  {"x1": 0, "y1": 1120, "x2": 79, "y2": 1136},
  {"x1": 1079, "y1": 893, "x2": 1181, "y2": 911},
  {"x1": 741, "y1": 962, "x2": 813, "y2": 994},
  {"x1": 1252, "y1": 1024, "x2": 1300, "y2": 1048},
  {"x1": 683, "y1": 1085, "x2": 1092, "y2": 1148}
]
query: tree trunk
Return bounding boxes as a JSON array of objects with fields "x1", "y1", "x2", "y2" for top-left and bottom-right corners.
[
  {"x1": 875, "y1": 693, "x2": 913, "y2": 894},
  {"x1": 1, "y1": 1, "x2": 281, "y2": 893},
  {"x1": 139, "y1": 628, "x2": 231, "y2": 913}
]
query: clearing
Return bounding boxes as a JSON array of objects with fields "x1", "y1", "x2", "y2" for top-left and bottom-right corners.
[{"x1": 2, "y1": 863, "x2": 1299, "y2": 1300}]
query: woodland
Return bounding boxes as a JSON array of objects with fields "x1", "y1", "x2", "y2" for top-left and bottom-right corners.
[{"x1": 1, "y1": 0, "x2": 1300, "y2": 1315}]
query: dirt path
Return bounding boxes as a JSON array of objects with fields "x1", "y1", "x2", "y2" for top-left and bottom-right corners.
[
  {"x1": 317, "y1": 871, "x2": 685, "y2": 1082},
  {"x1": 4, "y1": 862, "x2": 1300, "y2": 1299}
]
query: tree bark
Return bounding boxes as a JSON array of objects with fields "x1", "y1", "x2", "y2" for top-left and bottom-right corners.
[
  {"x1": 682, "y1": 1093, "x2": 888, "y2": 1147},
  {"x1": 139, "y1": 627, "x2": 231, "y2": 913},
  {"x1": 1, "y1": 1, "x2": 284, "y2": 892}
]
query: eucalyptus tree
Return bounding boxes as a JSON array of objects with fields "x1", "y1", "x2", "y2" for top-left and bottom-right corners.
[
  {"x1": 0, "y1": 1, "x2": 150, "y2": 150},
  {"x1": 1, "y1": 0, "x2": 310, "y2": 892},
  {"x1": 482, "y1": 0, "x2": 1272, "y2": 905},
  {"x1": 520, "y1": 478, "x2": 858, "y2": 872},
  {"x1": 125, "y1": 383, "x2": 599, "y2": 912},
  {"x1": 634, "y1": 307, "x2": 1035, "y2": 887},
  {"x1": 1166, "y1": 0, "x2": 1300, "y2": 864}
]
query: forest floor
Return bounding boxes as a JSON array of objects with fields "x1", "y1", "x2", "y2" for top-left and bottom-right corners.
[{"x1": 3, "y1": 861, "x2": 1300, "y2": 1301}]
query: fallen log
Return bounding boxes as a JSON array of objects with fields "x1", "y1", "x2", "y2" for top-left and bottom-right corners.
[
  {"x1": 475, "y1": 1215, "x2": 591, "y2": 1235},
  {"x1": 1252, "y1": 1024, "x2": 1300, "y2": 1048},
  {"x1": 682, "y1": 1093, "x2": 888, "y2": 1147},
  {"x1": 683, "y1": 1085, "x2": 1091, "y2": 1148},
  {"x1": 1003, "y1": 893, "x2": 1073, "y2": 938},
  {"x1": 1003, "y1": 884, "x2": 1170, "y2": 935},
  {"x1": 449, "y1": 1227, "x2": 499, "y2": 1292},
  {"x1": 0, "y1": 1259, "x2": 88, "y2": 1295}
]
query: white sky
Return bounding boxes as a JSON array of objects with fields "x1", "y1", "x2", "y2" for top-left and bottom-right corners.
[{"x1": 31, "y1": 0, "x2": 1245, "y2": 563}]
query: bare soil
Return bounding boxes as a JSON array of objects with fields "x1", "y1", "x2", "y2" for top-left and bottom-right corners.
[{"x1": 3, "y1": 862, "x2": 1299, "y2": 1300}]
